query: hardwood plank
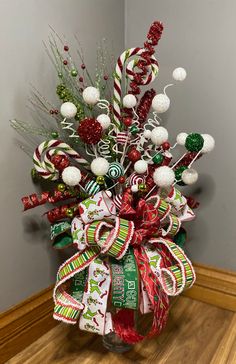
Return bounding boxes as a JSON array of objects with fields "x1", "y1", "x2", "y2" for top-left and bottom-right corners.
[
  {"x1": 8, "y1": 297, "x2": 235, "y2": 364},
  {"x1": 0, "y1": 285, "x2": 57, "y2": 364}
]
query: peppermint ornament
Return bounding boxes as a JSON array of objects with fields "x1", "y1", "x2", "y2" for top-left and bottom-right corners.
[
  {"x1": 185, "y1": 133, "x2": 204, "y2": 152},
  {"x1": 85, "y1": 180, "x2": 100, "y2": 195},
  {"x1": 152, "y1": 94, "x2": 170, "y2": 113},
  {"x1": 62, "y1": 166, "x2": 81, "y2": 186},
  {"x1": 107, "y1": 162, "x2": 124, "y2": 179}
]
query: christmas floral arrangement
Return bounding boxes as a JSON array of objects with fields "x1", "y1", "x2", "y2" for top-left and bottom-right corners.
[{"x1": 12, "y1": 21, "x2": 215, "y2": 346}]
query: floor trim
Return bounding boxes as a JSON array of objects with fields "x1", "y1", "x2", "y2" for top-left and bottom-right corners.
[
  {"x1": 0, "y1": 285, "x2": 57, "y2": 363},
  {"x1": 183, "y1": 263, "x2": 236, "y2": 312},
  {"x1": 1, "y1": 263, "x2": 236, "y2": 362}
]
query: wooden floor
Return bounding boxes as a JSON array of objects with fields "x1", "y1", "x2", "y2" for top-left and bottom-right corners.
[{"x1": 7, "y1": 297, "x2": 236, "y2": 364}]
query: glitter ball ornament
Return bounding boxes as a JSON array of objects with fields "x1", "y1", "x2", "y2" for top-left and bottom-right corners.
[
  {"x1": 62, "y1": 166, "x2": 82, "y2": 187},
  {"x1": 151, "y1": 126, "x2": 168, "y2": 146},
  {"x1": 201, "y1": 134, "x2": 215, "y2": 153},
  {"x1": 153, "y1": 166, "x2": 175, "y2": 187},
  {"x1": 182, "y1": 168, "x2": 198, "y2": 185},
  {"x1": 152, "y1": 94, "x2": 170, "y2": 113},
  {"x1": 144, "y1": 129, "x2": 152, "y2": 139},
  {"x1": 185, "y1": 133, "x2": 204, "y2": 152},
  {"x1": 176, "y1": 132, "x2": 188, "y2": 146},
  {"x1": 51, "y1": 155, "x2": 70, "y2": 171},
  {"x1": 91, "y1": 157, "x2": 109, "y2": 176},
  {"x1": 123, "y1": 94, "x2": 137, "y2": 108},
  {"x1": 128, "y1": 149, "x2": 141, "y2": 162},
  {"x1": 97, "y1": 114, "x2": 111, "y2": 130},
  {"x1": 60, "y1": 102, "x2": 77, "y2": 119},
  {"x1": 152, "y1": 153, "x2": 164, "y2": 165},
  {"x1": 134, "y1": 160, "x2": 148, "y2": 174},
  {"x1": 107, "y1": 162, "x2": 124, "y2": 179},
  {"x1": 172, "y1": 67, "x2": 187, "y2": 81},
  {"x1": 175, "y1": 166, "x2": 188, "y2": 185},
  {"x1": 77, "y1": 118, "x2": 102, "y2": 144},
  {"x1": 131, "y1": 185, "x2": 139, "y2": 193},
  {"x1": 82, "y1": 86, "x2": 100, "y2": 105}
]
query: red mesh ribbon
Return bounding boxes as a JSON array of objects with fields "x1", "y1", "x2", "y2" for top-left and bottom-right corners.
[{"x1": 113, "y1": 246, "x2": 169, "y2": 344}]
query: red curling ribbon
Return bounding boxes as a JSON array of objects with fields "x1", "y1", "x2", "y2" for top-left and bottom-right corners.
[
  {"x1": 113, "y1": 246, "x2": 169, "y2": 344},
  {"x1": 22, "y1": 192, "x2": 49, "y2": 211},
  {"x1": 186, "y1": 196, "x2": 200, "y2": 209},
  {"x1": 45, "y1": 203, "x2": 80, "y2": 223}
]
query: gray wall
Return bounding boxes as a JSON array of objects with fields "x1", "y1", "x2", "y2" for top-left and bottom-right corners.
[
  {"x1": 125, "y1": 0, "x2": 236, "y2": 270},
  {"x1": 0, "y1": 0, "x2": 124, "y2": 311}
]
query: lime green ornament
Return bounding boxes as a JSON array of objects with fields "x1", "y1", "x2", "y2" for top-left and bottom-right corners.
[
  {"x1": 185, "y1": 133, "x2": 204, "y2": 152},
  {"x1": 58, "y1": 72, "x2": 63, "y2": 78},
  {"x1": 51, "y1": 131, "x2": 59, "y2": 138},
  {"x1": 71, "y1": 69, "x2": 78, "y2": 77},
  {"x1": 66, "y1": 208, "x2": 74, "y2": 218},
  {"x1": 96, "y1": 176, "x2": 105, "y2": 185},
  {"x1": 152, "y1": 153, "x2": 164, "y2": 165},
  {"x1": 175, "y1": 166, "x2": 187, "y2": 186},
  {"x1": 57, "y1": 183, "x2": 66, "y2": 192},
  {"x1": 138, "y1": 183, "x2": 146, "y2": 191}
]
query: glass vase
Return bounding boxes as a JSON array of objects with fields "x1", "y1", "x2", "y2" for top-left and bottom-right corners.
[{"x1": 102, "y1": 332, "x2": 133, "y2": 353}]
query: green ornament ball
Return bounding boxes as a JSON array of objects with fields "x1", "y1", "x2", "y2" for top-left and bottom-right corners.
[
  {"x1": 66, "y1": 208, "x2": 74, "y2": 218},
  {"x1": 175, "y1": 166, "x2": 188, "y2": 186},
  {"x1": 152, "y1": 153, "x2": 164, "y2": 165},
  {"x1": 71, "y1": 69, "x2": 78, "y2": 77},
  {"x1": 138, "y1": 183, "x2": 146, "y2": 191},
  {"x1": 96, "y1": 176, "x2": 105, "y2": 185},
  {"x1": 130, "y1": 125, "x2": 139, "y2": 135},
  {"x1": 57, "y1": 183, "x2": 66, "y2": 192},
  {"x1": 51, "y1": 131, "x2": 59, "y2": 138},
  {"x1": 58, "y1": 72, "x2": 63, "y2": 78},
  {"x1": 185, "y1": 133, "x2": 204, "y2": 152}
]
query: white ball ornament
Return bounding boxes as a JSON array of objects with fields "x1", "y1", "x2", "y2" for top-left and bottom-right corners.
[
  {"x1": 91, "y1": 157, "x2": 109, "y2": 176},
  {"x1": 201, "y1": 134, "x2": 215, "y2": 153},
  {"x1": 151, "y1": 127, "x2": 169, "y2": 146},
  {"x1": 82, "y1": 86, "x2": 100, "y2": 105},
  {"x1": 153, "y1": 166, "x2": 175, "y2": 188},
  {"x1": 131, "y1": 185, "x2": 139, "y2": 193},
  {"x1": 134, "y1": 160, "x2": 148, "y2": 174},
  {"x1": 60, "y1": 102, "x2": 77, "y2": 119},
  {"x1": 123, "y1": 94, "x2": 137, "y2": 108},
  {"x1": 152, "y1": 94, "x2": 170, "y2": 113},
  {"x1": 62, "y1": 166, "x2": 81, "y2": 186},
  {"x1": 172, "y1": 67, "x2": 187, "y2": 81},
  {"x1": 176, "y1": 132, "x2": 188, "y2": 146},
  {"x1": 144, "y1": 129, "x2": 152, "y2": 139},
  {"x1": 182, "y1": 168, "x2": 198, "y2": 185},
  {"x1": 97, "y1": 114, "x2": 111, "y2": 130}
]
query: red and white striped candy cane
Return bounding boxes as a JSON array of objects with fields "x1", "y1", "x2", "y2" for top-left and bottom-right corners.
[
  {"x1": 113, "y1": 47, "x2": 159, "y2": 131},
  {"x1": 33, "y1": 140, "x2": 90, "y2": 180}
]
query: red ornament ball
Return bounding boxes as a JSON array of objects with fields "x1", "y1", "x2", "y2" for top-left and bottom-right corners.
[
  {"x1": 128, "y1": 148, "x2": 141, "y2": 162},
  {"x1": 64, "y1": 45, "x2": 69, "y2": 51},
  {"x1": 77, "y1": 118, "x2": 102, "y2": 145},
  {"x1": 63, "y1": 60, "x2": 68, "y2": 65},
  {"x1": 123, "y1": 117, "x2": 133, "y2": 127},
  {"x1": 118, "y1": 176, "x2": 125, "y2": 184},
  {"x1": 51, "y1": 155, "x2": 70, "y2": 171},
  {"x1": 81, "y1": 63, "x2": 86, "y2": 69},
  {"x1": 162, "y1": 141, "x2": 171, "y2": 150}
]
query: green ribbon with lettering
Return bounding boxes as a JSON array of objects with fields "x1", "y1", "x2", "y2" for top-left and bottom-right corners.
[
  {"x1": 110, "y1": 247, "x2": 139, "y2": 310},
  {"x1": 70, "y1": 269, "x2": 87, "y2": 301},
  {"x1": 51, "y1": 221, "x2": 73, "y2": 249}
]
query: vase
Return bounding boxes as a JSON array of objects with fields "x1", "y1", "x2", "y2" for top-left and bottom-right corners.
[{"x1": 102, "y1": 332, "x2": 133, "y2": 353}]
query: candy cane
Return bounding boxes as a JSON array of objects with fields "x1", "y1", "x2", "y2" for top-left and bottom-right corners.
[
  {"x1": 113, "y1": 47, "x2": 159, "y2": 131},
  {"x1": 33, "y1": 140, "x2": 90, "y2": 180}
]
